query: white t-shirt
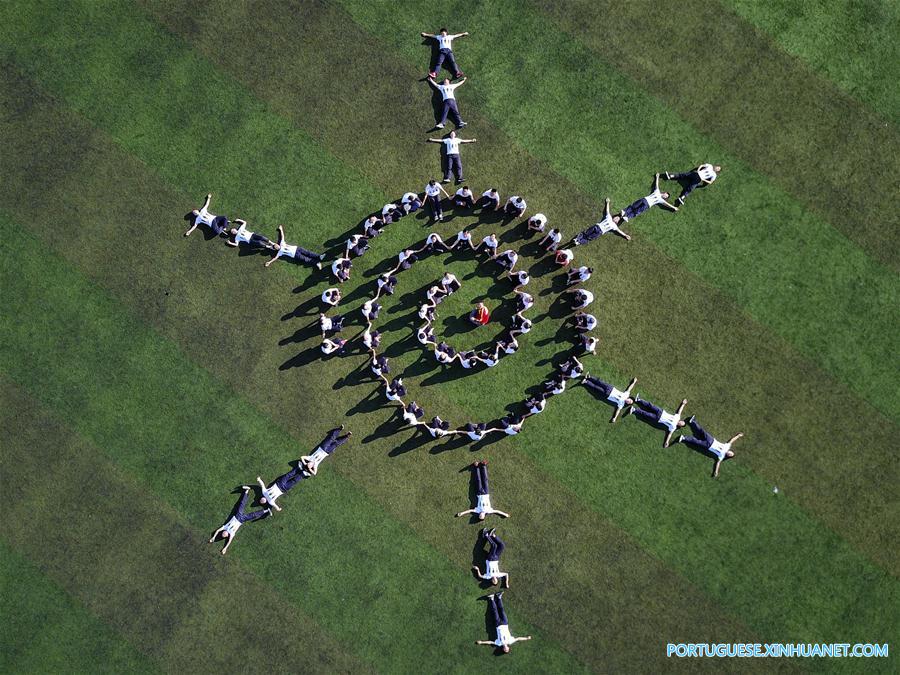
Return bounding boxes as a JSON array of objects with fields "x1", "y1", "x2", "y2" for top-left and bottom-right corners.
[
  {"x1": 402, "y1": 192, "x2": 419, "y2": 205},
  {"x1": 607, "y1": 387, "x2": 630, "y2": 409},
  {"x1": 483, "y1": 235, "x2": 498, "y2": 249},
  {"x1": 517, "y1": 319, "x2": 532, "y2": 333},
  {"x1": 467, "y1": 429, "x2": 484, "y2": 441},
  {"x1": 658, "y1": 410, "x2": 681, "y2": 432},
  {"x1": 583, "y1": 337, "x2": 598, "y2": 353},
  {"x1": 234, "y1": 223, "x2": 253, "y2": 245},
  {"x1": 710, "y1": 439, "x2": 731, "y2": 461},
  {"x1": 321, "y1": 289, "x2": 339, "y2": 305},
  {"x1": 398, "y1": 250, "x2": 414, "y2": 264},
  {"x1": 276, "y1": 243, "x2": 298, "y2": 260},
  {"x1": 304, "y1": 448, "x2": 328, "y2": 472},
  {"x1": 697, "y1": 164, "x2": 718, "y2": 183},
  {"x1": 515, "y1": 272, "x2": 530, "y2": 286},
  {"x1": 459, "y1": 354, "x2": 474, "y2": 369},
  {"x1": 528, "y1": 400, "x2": 545, "y2": 414},
  {"x1": 223, "y1": 516, "x2": 242, "y2": 537},
  {"x1": 196, "y1": 206, "x2": 216, "y2": 227},
  {"x1": 436, "y1": 33, "x2": 455, "y2": 50},
  {"x1": 504, "y1": 424, "x2": 521, "y2": 435},
  {"x1": 501, "y1": 250, "x2": 518, "y2": 264},
  {"x1": 646, "y1": 188, "x2": 667, "y2": 208},
  {"x1": 556, "y1": 249, "x2": 574, "y2": 265},
  {"x1": 597, "y1": 213, "x2": 618, "y2": 234},
  {"x1": 455, "y1": 187, "x2": 472, "y2": 198},
  {"x1": 332, "y1": 258, "x2": 348, "y2": 275},
  {"x1": 437, "y1": 83, "x2": 459, "y2": 100},
  {"x1": 476, "y1": 494, "x2": 493, "y2": 513},
  {"x1": 320, "y1": 316, "x2": 333, "y2": 332},
  {"x1": 482, "y1": 189, "x2": 500, "y2": 201},
  {"x1": 575, "y1": 266, "x2": 591, "y2": 282},
  {"x1": 382, "y1": 203, "x2": 398, "y2": 216},
  {"x1": 321, "y1": 339, "x2": 341, "y2": 354},
  {"x1": 426, "y1": 233, "x2": 444, "y2": 246},
  {"x1": 455, "y1": 230, "x2": 471, "y2": 243},
  {"x1": 580, "y1": 314, "x2": 597, "y2": 330},
  {"x1": 417, "y1": 329, "x2": 432, "y2": 344},
  {"x1": 494, "y1": 625, "x2": 515, "y2": 647},
  {"x1": 576, "y1": 290, "x2": 594, "y2": 307},
  {"x1": 482, "y1": 356, "x2": 498, "y2": 367},
  {"x1": 547, "y1": 230, "x2": 562, "y2": 244},
  {"x1": 519, "y1": 293, "x2": 533, "y2": 310},
  {"x1": 486, "y1": 560, "x2": 501, "y2": 576},
  {"x1": 262, "y1": 482, "x2": 283, "y2": 506},
  {"x1": 507, "y1": 196, "x2": 526, "y2": 210},
  {"x1": 442, "y1": 273, "x2": 459, "y2": 287},
  {"x1": 403, "y1": 411, "x2": 419, "y2": 425},
  {"x1": 443, "y1": 137, "x2": 462, "y2": 155},
  {"x1": 425, "y1": 183, "x2": 442, "y2": 197},
  {"x1": 503, "y1": 341, "x2": 518, "y2": 354}
]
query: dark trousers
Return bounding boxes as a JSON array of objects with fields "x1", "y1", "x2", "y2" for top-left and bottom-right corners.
[
  {"x1": 235, "y1": 490, "x2": 267, "y2": 523},
  {"x1": 474, "y1": 464, "x2": 489, "y2": 495},
  {"x1": 434, "y1": 48, "x2": 460, "y2": 76},
  {"x1": 680, "y1": 419, "x2": 713, "y2": 450},
  {"x1": 439, "y1": 99, "x2": 464, "y2": 127},
  {"x1": 321, "y1": 432, "x2": 351, "y2": 455},
  {"x1": 296, "y1": 246, "x2": 321, "y2": 263},
  {"x1": 622, "y1": 198, "x2": 649, "y2": 221},
  {"x1": 479, "y1": 196, "x2": 500, "y2": 210},
  {"x1": 210, "y1": 215, "x2": 229, "y2": 236},
  {"x1": 275, "y1": 467, "x2": 308, "y2": 492},
  {"x1": 671, "y1": 171, "x2": 703, "y2": 203},
  {"x1": 427, "y1": 195, "x2": 443, "y2": 219},
  {"x1": 454, "y1": 194, "x2": 475, "y2": 208},
  {"x1": 488, "y1": 595, "x2": 508, "y2": 627},
  {"x1": 487, "y1": 534, "x2": 505, "y2": 561},
  {"x1": 583, "y1": 376, "x2": 612, "y2": 398},
  {"x1": 444, "y1": 154, "x2": 463, "y2": 182},
  {"x1": 574, "y1": 224, "x2": 602, "y2": 246},
  {"x1": 248, "y1": 233, "x2": 272, "y2": 249},
  {"x1": 505, "y1": 204, "x2": 525, "y2": 218},
  {"x1": 632, "y1": 399, "x2": 662, "y2": 424}
]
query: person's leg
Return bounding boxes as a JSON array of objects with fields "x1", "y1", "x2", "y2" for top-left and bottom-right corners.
[
  {"x1": 434, "y1": 50, "x2": 447, "y2": 73},
  {"x1": 449, "y1": 100, "x2": 463, "y2": 126},
  {"x1": 631, "y1": 407, "x2": 658, "y2": 424},
  {"x1": 490, "y1": 534, "x2": 505, "y2": 559},
  {"x1": 324, "y1": 427, "x2": 342, "y2": 445},
  {"x1": 234, "y1": 489, "x2": 251, "y2": 518},
  {"x1": 452, "y1": 155, "x2": 463, "y2": 181},
  {"x1": 242, "y1": 507, "x2": 268, "y2": 523},
  {"x1": 479, "y1": 464, "x2": 490, "y2": 494},
  {"x1": 439, "y1": 100, "x2": 450, "y2": 125},
  {"x1": 488, "y1": 595, "x2": 501, "y2": 627},
  {"x1": 496, "y1": 595, "x2": 508, "y2": 626},
  {"x1": 277, "y1": 467, "x2": 307, "y2": 492},
  {"x1": 474, "y1": 463, "x2": 485, "y2": 495},
  {"x1": 636, "y1": 399, "x2": 662, "y2": 417},
  {"x1": 677, "y1": 178, "x2": 701, "y2": 204},
  {"x1": 487, "y1": 538, "x2": 499, "y2": 560},
  {"x1": 584, "y1": 376, "x2": 613, "y2": 398},
  {"x1": 445, "y1": 50, "x2": 460, "y2": 76}
]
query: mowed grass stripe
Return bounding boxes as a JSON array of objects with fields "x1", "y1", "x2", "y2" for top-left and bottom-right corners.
[
  {"x1": 0, "y1": 85, "x2": 759, "y2": 675},
  {"x1": 0, "y1": 381, "x2": 370, "y2": 675},
  {"x1": 336, "y1": 0, "x2": 900, "y2": 421},
  {"x1": 0, "y1": 72, "x2": 893, "y2": 668},
  {"x1": 527, "y1": 0, "x2": 900, "y2": 270},
  {"x1": 723, "y1": 0, "x2": 900, "y2": 126},
  {"x1": 131, "y1": 0, "x2": 899, "y2": 573},
  {"x1": 0, "y1": 540, "x2": 159, "y2": 674},
  {"x1": 0, "y1": 217, "x2": 587, "y2": 675}
]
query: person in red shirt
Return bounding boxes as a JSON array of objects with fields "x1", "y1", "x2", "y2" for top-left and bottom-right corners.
[{"x1": 469, "y1": 302, "x2": 490, "y2": 326}]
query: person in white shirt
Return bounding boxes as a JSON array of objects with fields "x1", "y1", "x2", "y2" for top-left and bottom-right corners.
[
  {"x1": 441, "y1": 272, "x2": 461, "y2": 294},
  {"x1": 674, "y1": 417, "x2": 743, "y2": 477},
  {"x1": 401, "y1": 192, "x2": 422, "y2": 214},
  {"x1": 208, "y1": 486, "x2": 271, "y2": 555},
  {"x1": 361, "y1": 299, "x2": 381, "y2": 322},
  {"x1": 427, "y1": 131, "x2": 476, "y2": 184},
  {"x1": 572, "y1": 311, "x2": 597, "y2": 332},
  {"x1": 454, "y1": 185, "x2": 476, "y2": 208},
  {"x1": 421, "y1": 28, "x2": 469, "y2": 79},
  {"x1": 628, "y1": 397, "x2": 688, "y2": 447},
  {"x1": 265, "y1": 225, "x2": 324, "y2": 268},
  {"x1": 455, "y1": 461, "x2": 509, "y2": 520},
  {"x1": 427, "y1": 416, "x2": 452, "y2": 437},
  {"x1": 344, "y1": 233, "x2": 370, "y2": 259},
  {"x1": 427, "y1": 76, "x2": 468, "y2": 129},
  {"x1": 559, "y1": 356, "x2": 584, "y2": 380},
  {"x1": 424, "y1": 179, "x2": 451, "y2": 221},
  {"x1": 662, "y1": 164, "x2": 722, "y2": 207},
  {"x1": 321, "y1": 288, "x2": 341, "y2": 307},
  {"x1": 331, "y1": 257, "x2": 352, "y2": 283},
  {"x1": 225, "y1": 219, "x2": 274, "y2": 250},
  {"x1": 498, "y1": 335, "x2": 519, "y2": 354},
  {"x1": 567, "y1": 288, "x2": 594, "y2": 310},
  {"x1": 184, "y1": 193, "x2": 229, "y2": 238},
  {"x1": 525, "y1": 394, "x2": 546, "y2": 415},
  {"x1": 377, "y1": 272, "x2": 398, "y2": 296},
  {"x1": 510, "y1": 314, "x2": 532, "y2": 335},
  {"x1": 515, "y1": 290, "x2": 534, "y2": 312},
  {"x1": 321, "y1": 337, "x2": 346, "y2": 355},
  {"x1": 451, "y1": 229, "x2": 475, "y2": 250},
  {"x1": 539, "y1": 227, "x2": 563, "y2": 252},
  {"x1": 500, "y1": 413, "x2": 524, "y2": 435},
  {"x1": 425, "y1": 232, "x2": 450, "y2": 252},
  {"x1": 362, "y1": 328, "x2": 381, "y2": 350},
  {"x1": 255, "y1": 464, "x2": 311, "y2": 512},
  {"x1": 582, "y1": 373, "x2": 637, "y2": 422},
  {"x1": 477, "y1": 233, "x2": 499, "y2": 258},
  {"x1": 479, "y1": 188, "x2": 501, "y2": 210},
  {"x1": 319, "y1": 312, "x2": 344, "y2": 336},
  {"x1": 504, "y1": 195, "x2": 526, "y2": 218},
  {"x1": 619, "y1": 173, "x2": 678, "y2": 222},
  {"x1": 571, "y1": 198, "x2": 631, "y2": 245},
  {"x1": 511, "y1": 270, "x2": 530, "y2": 287},
  {"x1": 527, "y1": 213, "x2": 547, "y2": 233},
  {"x1": 472, "y1": 529, "x2": 510, "y2": 588},
  {"x1": 580, "y1": 335, "x2": 599, "y2": 354},
  {"x1": 566, "y1": 265, "x2": 593, "y2": 286},
  {"x1": 476, "y1": 593, "x2": 531, "y2": 653},
  {"x1": 301, "y1": 426, "x2": 351, "y2": 476},
  {"x1": 362, "y1": 214, "x2": 384, "y2": 238},
  {"x1": 403, "y1": 401, "x2": 425, "y2": 426},
  {"x1": 417, "y1": 324, "x2": 436, "y2": 345},
  {"x1": 495, "y1": 249, "x2": 518, "y2": 273},
  {"x1": 476, "y1": 350, "x2": 498, "y2": 367},
  {"x1": 462, "y1": 422, "x2": 488, "y2": 441}
]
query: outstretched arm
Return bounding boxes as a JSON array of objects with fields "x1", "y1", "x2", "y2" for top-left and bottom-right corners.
[
  {"x1": 462, "y1": 138, "x2": 477, "y2": 143},
  {"x1": 604, "y1": 197, "x2": 611, "y2": 219},
  {"x1": 663, "y1": 430, "x2": 674, "y2": 448},
  {"x1": 659, "y1": 198, "x2": 679, "y2": 212},
  {"x1": 611, "y1": 407, "x2": 625, "y2": 423},
  {"x1": 456, "y1": 77, "x2": 467, "y2": 86},
  {"x1": 220, "y1": 534, "x2": 234, "y2": 554},
  {"x1": 728, "y1": 432, "x2": 744, "y2": 445},
  {"x1": 494, "y1": 509, "x2": 510, "y2": 518},
  {"x1": 625, "y1": 377, "x2": 638, "y2": 395},
  {"x1": 475, "y1": 640, "x2": 494, "y2": 646},
  {"x1": 427, "y1": 77, "x2": 438, "y2": 88},
  {"x1": 455, "y1": 508, "x2": 476, "y2": 517},
  {"x1": 201, "y1": 193, "x2": 212, "y2": 211},
  {"x1": 426, "y1": 138, "x2": 442, "y2": 143},
  {"x1": 676, "y1": 398, "x2": 688, "y2": 416},
  {"x1": 208, "y1": 526, "x2": 224, "y2": 542},
  {"x1": 183, "y1": 220, "x2": 198, "y2": 237},
  {"x1": 439, "y1": 184, "x2": 452, "y2": 198},
  {"x1": 712, "y1": 458, "x2": 723, "y2": 478}
]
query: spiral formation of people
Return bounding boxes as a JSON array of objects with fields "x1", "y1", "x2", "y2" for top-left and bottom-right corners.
[{"x1": 188, "y1": 26, "x2": 742, "y2": 654}]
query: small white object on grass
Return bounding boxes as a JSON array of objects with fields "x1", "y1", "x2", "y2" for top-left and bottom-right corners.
[{"x1": 773, "y1": 486, "x2": 779, "y2": 495}]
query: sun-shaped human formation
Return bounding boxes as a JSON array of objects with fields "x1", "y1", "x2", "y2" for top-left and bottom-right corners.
[{"x1": 182, "y1": 24, "x2": 742, "y2": 655}]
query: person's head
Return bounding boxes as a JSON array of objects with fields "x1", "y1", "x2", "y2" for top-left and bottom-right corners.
[
  {"x1": 221, "y1": 531, "x2": 230, "y2": 539},
  {"x1": 714, "y1": 165, "x2": 722, "y2": 172},
  {"x1": 502, "y1": 645, "x2": 510, "y2": 654},
  {"x1": 229, "y1": 227, "x2": 238, "y2": 236},
  {"x1": 676, "y1": 420, "x2": 686, "y2": 428},
  {"x1": 489, "y1": 187, "x2": 497, "y2": 194},
  {"x1": 479, "y1": 512, "x2": 486, "y2": 521},
  {"x1": 439, "y1": 27, "x2": 448, "y2": 35},
  {"x1": 443, "y1": 78, "x2": 451, "y2": 85},
  {"x1": 429, "y1": 179, "x2": 437, "y2": 186},
  {"x1": 272, "y1": 243, "x2": 281, "y2": 251},
  {"x1": 492, "y1": 576, "x2": 500, "y2": 586},
  {"x1": 462, "y1": 184, "x2": 469, "y2": 191},
  {"x1": 726, "y1": 450, "x2": 735, "y2": 458},
  {"x1": 449, "y1": 130, "x2": 456, "y2": 138},
  {"x1": 259, "y1": 496, "x2": 268, "y2": 505},
  {"x1": 188, "y1": 209, "x2": 199, "y2": 218},
  {"x1": 662, "y1": 191, "x2": 670, "y2": 199},
  {"x1": 587, "y1": 267, "x2": 594, "y2": 274},
  {"x1": 625, "y1": 397, "x2": 634, "y2": 406}
]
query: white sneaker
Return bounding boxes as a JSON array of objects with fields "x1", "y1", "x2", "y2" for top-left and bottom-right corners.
[{"x1": 435, "y1": 123, "x2": 444, "y2": 129}]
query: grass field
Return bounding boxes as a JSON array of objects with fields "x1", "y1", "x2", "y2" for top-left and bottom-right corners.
[{"x1": 0, "y1": 1, "x2": 897, "y2": 673}]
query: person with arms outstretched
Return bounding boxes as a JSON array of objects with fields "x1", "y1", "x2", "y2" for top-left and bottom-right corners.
[
  {"x1": 455, "y1": 461, "x2": 509, "y2": 520},
  {"x1": 571, "y1": 198, "x2": 631, "y2": 245},
  {"x1": 661, "y1": 163, "x2": 722, "y2": 207},
  {"x1": 619, "y1": 173, "x2": 678, "y2": 223},
  {"x1": 301, "y1": 426, "x2": 352, "y2": 475},
  {"x1": 475, "y1": 593, "x2": 531, "y2": 653},
  {"x1": 582, "y1": 373, "x2": 637, "y2": 422},
  {"x1": 184, "y1": 192, "x2": 229, "y2": 238},
  {"x1": 265, "y1": 225, "x2": 324, "y2": 269},
  {"x1": 427, "y1": 130, "x2": 476, "y2": 184},
  {"x1": 208, "y1": 486, "x2": 271, "y2": 555},
  {"x1": 421, "y1": 28, "x2": 469, "y2": 79},
  {"x1": 674, "y1": 417, "x2": 743, "y2": 477},
  {"x1": 473, "y1": 528, "x2": 510, "y2": 587},
  {"x1": 628, "y1": 397, "x2": 688, "y2": 447},
  {"x1": 427, "y1": 76, "x2": 468, "y2": 129}
]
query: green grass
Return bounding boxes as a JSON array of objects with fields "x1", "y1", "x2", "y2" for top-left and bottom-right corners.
[{"x1": 0, "y1": 0, "x2": 897, "y2": 672}]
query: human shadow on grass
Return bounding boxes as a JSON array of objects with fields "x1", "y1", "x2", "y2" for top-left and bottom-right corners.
[
  {"x1": 333, "y1": 355, "x2": 376, "y2": 391},
  {"x1": 279, "y1": 345, "x2": 325, "y2": 371},
  {"x1": 282, "y1": 295, "x2": 321, "y2": 321},
  {"x1": 539, "y1": 270, "x2": 570, "y2": 297},
  {"x1": 428, "y1": 433, "x2": 470, "y2": 455},
  {"x1": 278, "y1": 319, "x2": 320, "y2": 347},
  {"x1": 346, "y1": 386, "x2": 392, "y2": 418},
  {"x1": 388, "y1": 426, "x2": 434, "y2": 456},
  {"x1": 526, "y1": 254, "x2": 560, "y2": 279}
]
